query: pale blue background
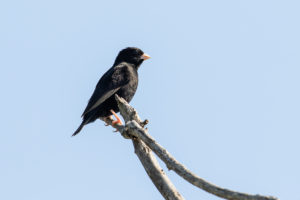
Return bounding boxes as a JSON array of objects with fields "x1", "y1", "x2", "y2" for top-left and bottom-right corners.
[{"x1": 0, "y1": 0, "x2": 299, "y2": 199}]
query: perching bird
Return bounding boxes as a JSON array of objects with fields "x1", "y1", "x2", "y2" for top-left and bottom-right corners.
[{"x1": 72, "y1": 47, "x2": 150, "y2": 136}]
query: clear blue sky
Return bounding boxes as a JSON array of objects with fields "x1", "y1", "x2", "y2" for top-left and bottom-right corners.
[{"x1": 0, "y1": 0, "x2": 299, "y2": 199}]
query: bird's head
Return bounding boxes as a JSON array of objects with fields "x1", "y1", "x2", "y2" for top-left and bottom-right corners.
[{"x1": 114, "y1": 47, "x2": 150, "y2": 68}]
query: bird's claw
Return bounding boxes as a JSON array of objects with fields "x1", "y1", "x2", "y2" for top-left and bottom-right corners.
[
  {"x1": 110, "y1": 109, "x2": 123, "y2": 132},
  {"x1": 110, "y1": 109, "x2": 123, "y2": 126}
]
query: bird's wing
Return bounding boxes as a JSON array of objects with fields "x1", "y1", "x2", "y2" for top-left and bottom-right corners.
[{"x1": 81, "y1": 63, "x2": 130, "y2": 117}]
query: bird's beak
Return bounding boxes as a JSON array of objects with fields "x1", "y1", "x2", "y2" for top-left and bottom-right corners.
[{"x1": 141, "y1": 53, "x2": 151, "y2": 60}]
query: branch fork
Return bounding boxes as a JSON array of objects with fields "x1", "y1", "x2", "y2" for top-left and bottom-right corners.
[{"x1": 100, "y1": 94, "x2": 278, "y2": 200}]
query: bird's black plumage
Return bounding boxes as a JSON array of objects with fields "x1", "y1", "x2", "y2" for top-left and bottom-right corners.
[{"x1": 72, "y1": 47, "x2": 150, "y2": 136}]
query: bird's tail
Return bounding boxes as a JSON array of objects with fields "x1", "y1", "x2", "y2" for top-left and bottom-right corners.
[{"x1": 72, "y1": 121, "x2": 86, "y2": 136}]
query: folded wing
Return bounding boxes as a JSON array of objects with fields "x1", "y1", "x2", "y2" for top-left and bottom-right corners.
[{"x1": 81, "y1": 63, "x2": 130, "y2": 116}]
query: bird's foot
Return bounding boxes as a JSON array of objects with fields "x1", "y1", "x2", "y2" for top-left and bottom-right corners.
[
  {"x1": 103, "y1": 116, "x2": 114, "y2": 126},
  {"x1": 110, "y1": 109, "x2": 123, "y2": 127}
]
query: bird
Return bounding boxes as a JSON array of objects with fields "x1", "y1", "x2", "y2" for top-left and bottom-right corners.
[{"x1": 72, "y1": 47, "x2": 150, "y2": 136}]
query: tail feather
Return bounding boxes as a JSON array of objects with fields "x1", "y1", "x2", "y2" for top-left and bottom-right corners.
[{"x1": 72, "y1": 121, "x2": 85, "y2": 136}]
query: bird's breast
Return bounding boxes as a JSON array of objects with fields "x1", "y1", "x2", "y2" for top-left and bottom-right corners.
[{"x1": 117, "y1": 73, "x2": 138, "y2": 103}]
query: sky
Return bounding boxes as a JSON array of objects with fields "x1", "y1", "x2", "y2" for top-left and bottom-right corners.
[{"x1": 0, "y1": 0, "x2": 299, "y2": 199}]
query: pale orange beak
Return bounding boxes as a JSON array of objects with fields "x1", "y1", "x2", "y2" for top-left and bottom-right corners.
[{"x1": 141, "y1": 53, "x2": 151, "y2": 60}]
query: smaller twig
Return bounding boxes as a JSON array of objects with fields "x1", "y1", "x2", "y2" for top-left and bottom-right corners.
[{"x1": 141, "y1": 119, "x2": 149, "y2": 128}]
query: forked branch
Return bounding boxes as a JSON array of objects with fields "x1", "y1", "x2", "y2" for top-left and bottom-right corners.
[{"x1": 100, "y1": 95, "x2": 278, "y2": 200}]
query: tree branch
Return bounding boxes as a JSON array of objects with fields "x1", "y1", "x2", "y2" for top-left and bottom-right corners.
[
  {"x1": 132, "y1": 139, "x2": 184, "y2": 200},
  {"x1": 109, "y1": 94, "x2": 279, "y2": 200},
  {"x1": 126, "y1": 121, "x2": 277, "y2": 200},
  {"x1": 101, "y1": 111, "x2": 184, "y2": 200}
]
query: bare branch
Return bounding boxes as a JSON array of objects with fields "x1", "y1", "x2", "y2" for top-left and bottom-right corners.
[
  {"x1": 133, "y1": 139, "x2": 184, "y2": 200},
  {"x1": 126, "y1": 121, "x2": 277, "y2": 200},
  {"x1": 101, "y1": 111, "x2": 184, "y2": 200},
  {"x1": 113, "y1": 94, "x2": 279, "y2": 200}
]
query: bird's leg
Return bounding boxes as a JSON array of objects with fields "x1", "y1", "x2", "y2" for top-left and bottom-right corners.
[{"x1": 110, "y1": 109, "x2": 123, "y2": 126}]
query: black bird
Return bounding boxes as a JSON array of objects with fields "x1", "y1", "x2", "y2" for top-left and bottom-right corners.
[{"x1": 72, "y1": 47, "x2": 150, "y2": 136}]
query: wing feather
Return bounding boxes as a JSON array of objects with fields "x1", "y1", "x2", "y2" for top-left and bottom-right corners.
[{"x1": 81, "y1": 63, "x2": 130, "y2": 117}]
